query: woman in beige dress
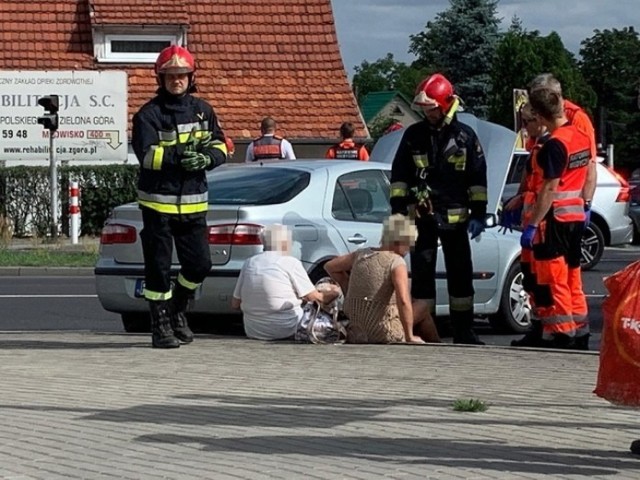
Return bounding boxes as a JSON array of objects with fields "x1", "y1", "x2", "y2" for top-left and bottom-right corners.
[{"x1": 324, "y1": 214, "x2": 441, "y2": 344}]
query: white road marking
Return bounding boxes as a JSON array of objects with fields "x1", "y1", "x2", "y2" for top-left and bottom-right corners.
[{"x1": 0, "y1": 294, "x2": 97, "y2": 298}]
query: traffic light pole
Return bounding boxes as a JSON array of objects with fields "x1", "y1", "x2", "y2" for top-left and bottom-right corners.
[
  {"x1": 49, "y1": 132, "x2": 58, "y2": 239},
  {"x1": 37, "y1": 94, "x2": 60, "y2": 241}
]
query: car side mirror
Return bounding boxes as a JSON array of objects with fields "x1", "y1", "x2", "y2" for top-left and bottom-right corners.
[{"x1": 484, "y1": 213, "x2": 498, "y2": 228}]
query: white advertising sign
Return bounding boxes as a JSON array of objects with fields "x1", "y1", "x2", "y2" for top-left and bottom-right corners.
[{"x1": 0, "y1": 70, "x2": 127, "y2": 162}]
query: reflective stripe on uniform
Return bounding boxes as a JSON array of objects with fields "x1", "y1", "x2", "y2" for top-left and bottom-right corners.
[
  {"x1": 177, "y1": 273, "x2": 201, "y2": 290},
  {"x1": 554, "y1": 205, "x2": 585, "y2": 216},
  {"x1": 142, "y1": 145, "x2": 165, "y2": 170},
  {"x1": 412, "y1": 154, "x2": 428, "y2": 168},
  {"x1": 390, "y1": 181, "x2": 408, "y2": 198},
  {"x1": 138, "y1": 190, "x2": 209, "y2": 215},
  {"x1": 447, "y1": 207, "x2": 469, "y2": 224},
  {"x1": 469, "y1": 185, "x2": 488, "y2": 202},
  {"x1": 449, "y1": 295, "x2": 473, "y2": 311},
  {"x1": 144, "y1": 288, "x2": 172, "y2": 301},
  {"x1": 553, "y1": 190, "x2": 582, "y2": 199}
]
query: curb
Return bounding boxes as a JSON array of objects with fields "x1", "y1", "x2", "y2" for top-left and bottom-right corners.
[{"x1": 0, "y1": 267, "x2": 94, "y2": 276}]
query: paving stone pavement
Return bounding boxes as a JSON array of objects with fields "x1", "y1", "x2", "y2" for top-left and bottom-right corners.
[{"x1": 0, "y1": 332, "x2": 639, "y2": 480}]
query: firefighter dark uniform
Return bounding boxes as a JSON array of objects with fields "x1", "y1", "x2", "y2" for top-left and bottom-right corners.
[
  {"x1": 390, "y1": 83, "x2": 487, "y2": 344},
  {"x1": 326, "y1": 140, "x2": 369, "y2": 161},
  {"x1": 528, "y1": 123, "x2": 590, "y2": 348},
  {"x1": 132, "y1": 45, "x2": 227, "y2": 348}
]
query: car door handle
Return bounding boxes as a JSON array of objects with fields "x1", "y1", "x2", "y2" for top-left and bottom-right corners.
[{"x1": 347, "y1": 234, "x2": 367, "y2": 244}]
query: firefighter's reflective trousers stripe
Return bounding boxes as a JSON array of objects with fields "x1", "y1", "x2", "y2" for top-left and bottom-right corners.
[
  {"x1": 140, "y1": 207, "x2": 212, "y2": 301},
  {"x1": 411, "y1": 215, "x2": 474, "y2": 326},
  {"x1": 532, "y1": 219, "x2": 589, "y2": 340}
]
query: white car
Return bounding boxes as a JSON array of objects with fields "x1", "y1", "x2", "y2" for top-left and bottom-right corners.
[{"x1": 96, "y1": 114, "x2": 530, "y2": 334}]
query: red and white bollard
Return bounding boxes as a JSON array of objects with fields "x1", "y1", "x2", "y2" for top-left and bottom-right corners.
[{"x1": 69, "y1": 180, "x2": 80, "y2": 244}]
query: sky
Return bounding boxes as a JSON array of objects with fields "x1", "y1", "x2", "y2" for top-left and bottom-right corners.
[{"x1": 330, "y1": 0, "x2": 640, "y2": 79}]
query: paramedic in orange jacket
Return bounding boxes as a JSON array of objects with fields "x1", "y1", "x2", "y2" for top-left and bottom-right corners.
[
  {"x1": 325, "y1": 122, "x2": 369, "y2": 161},
  {"x1": 520, "y1": 87, "x2": 591, "y2": 349}
]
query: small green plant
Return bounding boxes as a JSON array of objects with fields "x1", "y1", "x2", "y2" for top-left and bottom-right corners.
[{"x1": 452, "y1": 398, "x2": 488, "y2": 412}]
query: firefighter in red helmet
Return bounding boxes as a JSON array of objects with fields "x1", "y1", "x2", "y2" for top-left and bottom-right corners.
[
  {"x1": 132, "y1": 45, "x2": 228, "y2": 348},
  {"x1": 389, "y1": 73, "x2": 488, "y2": 345}
]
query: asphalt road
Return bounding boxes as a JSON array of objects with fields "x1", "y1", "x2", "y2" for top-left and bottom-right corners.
[{"x1": 0, "y1": 246, "x2": 638, "y2": 349}]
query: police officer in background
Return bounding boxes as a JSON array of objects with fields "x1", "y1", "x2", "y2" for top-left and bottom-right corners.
[
  {"x1": 245, "y1": 116, "x2": 296, "y2": 162},
  {"x1": 132, "y1": 45, "x2": 228, "y2": 349},
  {"x1": 325, "y1": 122, "x2": 369, "y2": 161},
  {"x1": 390, "y1": 73, "x2": 488, "y2": 345}
]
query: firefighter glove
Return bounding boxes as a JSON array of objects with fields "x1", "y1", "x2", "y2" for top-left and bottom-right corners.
[
  {"x1": 468, "y1": 219, "x2": 485, "y2": 239},
  {"x1": 181, "y1": 150, "x2": 211, "y2": 171},
  {"x1": 197, "y1": 131, "x2": 214, "y2": 150},
  {"x1": 520, "y1": 224, "x2": 538, "y2": 249}
]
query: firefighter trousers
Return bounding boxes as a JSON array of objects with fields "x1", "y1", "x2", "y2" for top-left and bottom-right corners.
[
  {"x1": 140, "y1": 207, "x2": 212, "y2": 301},
  {"x1": 411, "y1": 216, "x2": 475, "y2": 327},
  {"x1": 532, "y1": 219, "x2": 588, "y2": 340}
]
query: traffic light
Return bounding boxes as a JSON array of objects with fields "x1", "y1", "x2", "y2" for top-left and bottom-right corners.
[{"x1": 37, "y1": 95, "x2": 59, "y2": 132}]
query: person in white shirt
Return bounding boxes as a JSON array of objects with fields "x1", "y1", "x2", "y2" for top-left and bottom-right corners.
[
  {"x1": 231, "y1": 224, "x2": 338, "y2": 340},
  {"x1": 245, "y1": 117, "x2": 296, "y2": 162}
]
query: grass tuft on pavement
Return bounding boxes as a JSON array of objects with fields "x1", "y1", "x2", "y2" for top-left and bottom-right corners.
[{"x1": 452, "y1": 398, "x2": 488, "y2": 412}]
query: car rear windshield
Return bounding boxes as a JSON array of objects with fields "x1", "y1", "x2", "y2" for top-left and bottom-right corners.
[{"x1": 208, "y1": 167, "x2": 310, "y2": 205}]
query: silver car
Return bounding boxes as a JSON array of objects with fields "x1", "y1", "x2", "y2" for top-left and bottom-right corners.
[
  {"x1": 96, "y1": 124, "x2": 529, "y2": 334},
  {"x1": 503, "y1": 151, "x2": 634, "y2": 269}
]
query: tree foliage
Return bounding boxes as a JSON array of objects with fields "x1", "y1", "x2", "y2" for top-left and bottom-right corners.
[
  {"x1": 580, "y1": 27, "x2": 640, "y2": 166},
  {"x1": 409, "y1": 0, "x2": 501, "y2": 118},
  {"x1": 490, "y1": 19, "x2": 595, "y2": 128},
  {"x1": 352, "y1": 53, "x2": 428, "y2": 103}
]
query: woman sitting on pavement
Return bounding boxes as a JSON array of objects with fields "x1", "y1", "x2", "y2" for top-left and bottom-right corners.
[
  {"x1": 231, "y1": 224, "x2": 339, "y2": 341},
  {"x1": 324, "y1": 214, "x2": 441, "y2": 344}
]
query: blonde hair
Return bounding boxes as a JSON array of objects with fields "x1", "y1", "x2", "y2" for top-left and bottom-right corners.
[{"x1": 381, "y1": 214, "x2": 417, "y2": 248}]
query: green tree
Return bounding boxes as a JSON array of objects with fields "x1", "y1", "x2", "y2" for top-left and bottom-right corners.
[
  {"x1": 409, "y1": 0, "x2": 501, "y2": 118},
  {"x1": 352, "y1": 53, "x2": 428, "y2": 103},
  {"x1": 490, "y1": 19, "x2": 595, "y2": 128},
  {"x1": 580, "y1": 27, "x2": 640, "y2": 167}
]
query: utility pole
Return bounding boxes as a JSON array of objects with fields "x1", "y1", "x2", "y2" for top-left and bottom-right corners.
[{"x1": 37, "y1": 95, "x2": 60, "y2": 240}]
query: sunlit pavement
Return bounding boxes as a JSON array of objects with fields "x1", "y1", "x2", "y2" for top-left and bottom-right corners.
[{"x1": 0, "y1": 332, "x2": 638, "y2": 479}]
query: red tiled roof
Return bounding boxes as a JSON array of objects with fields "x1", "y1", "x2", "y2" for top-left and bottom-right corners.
[{"x1": 0, "y1": 0, "x2": 366, "y2": 140}]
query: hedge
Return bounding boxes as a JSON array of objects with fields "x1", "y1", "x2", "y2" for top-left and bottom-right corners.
[{"x1": 0, "y1": 165, "x2": 138, "y2": 237}]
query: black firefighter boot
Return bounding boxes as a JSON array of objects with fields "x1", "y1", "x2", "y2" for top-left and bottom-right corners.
[
  {"x1": 170, "y1": 284, "x2": 195, "y2": 344},
  {"x1": 511, "y1": 319, "x2": 543, "y2": 347},
  {"x1": 150, "y1": 301, "x2": 180, "y2": 348},
  {"x1": 451, "y1": 310, "x2": 485, "y2": 345}
]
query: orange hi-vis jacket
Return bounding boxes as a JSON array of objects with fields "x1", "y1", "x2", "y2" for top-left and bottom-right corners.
[
  {"x1": 326, "y1": 140, "x2": 369, "y2": 161},
  {"x1": 521, "y1": 140, "x2": 546, "y2": 227},
  {"x1": 548, "y1": 124, "x2": 591, "y2": 223},
  {"x1": 564, "y1": 100, "x2": 597, "y2": 161}
]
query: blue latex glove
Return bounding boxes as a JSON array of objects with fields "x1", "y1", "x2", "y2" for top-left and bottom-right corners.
[
  {"x1": 584, "y1": 204, "x2": 592, "y2": 227},
  {"x1": 468, "y1": 219, "x2": 485, "y2": 239},
  {"x1": 520, "y1": 225, "x2": 538, "y2": 249}
]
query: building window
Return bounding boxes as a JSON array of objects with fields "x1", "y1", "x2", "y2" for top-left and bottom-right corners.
[{"x1": 94, "y1": 30, "x2": 185, "y2": 63}]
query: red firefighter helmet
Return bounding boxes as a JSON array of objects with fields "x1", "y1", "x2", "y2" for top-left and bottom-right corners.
[
  {"x1": 412, "y1": 73, "x2": 455, "y2": 112},
  {"x1": 154, "y1": 45, "x2": 195, "y2": 75}
]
